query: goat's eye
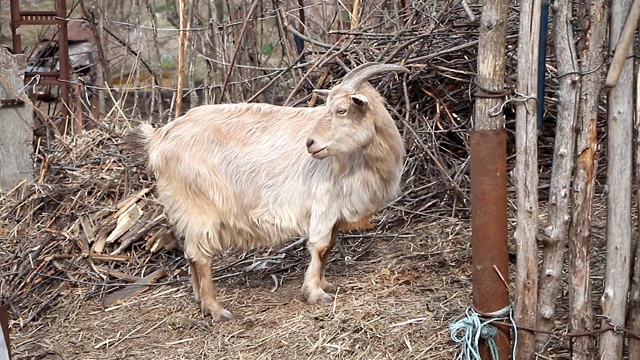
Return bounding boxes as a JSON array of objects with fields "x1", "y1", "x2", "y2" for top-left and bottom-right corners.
[{"x1": 336, "y1": 108, "x2": 347, "y2": 115}]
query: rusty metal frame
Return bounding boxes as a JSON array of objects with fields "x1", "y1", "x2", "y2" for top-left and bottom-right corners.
[{"x1": 9, "y1": 0, "x2": 70, "y2": 120}]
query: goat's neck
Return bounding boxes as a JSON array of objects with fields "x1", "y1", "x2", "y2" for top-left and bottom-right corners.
[{"x1": 359, "y1": 121, "x2": 403, "y2": 179}]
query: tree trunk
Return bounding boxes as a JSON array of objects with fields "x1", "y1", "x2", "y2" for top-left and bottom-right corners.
[
  {"x1": 600, "y1": 0, "x2": 634, "y2": 358},
  {"x1": 514, "y1": 0, "x2": 541, "y2": 358},
  {"x1": 471, "y1": 0, "x2": 510, "y2": 356},
  {"x1": 568, "y1": 0, "x2": 608, "y2": 358},
  {"x1": 536, "y1": 0, "x2": 580, "y2": 353}
]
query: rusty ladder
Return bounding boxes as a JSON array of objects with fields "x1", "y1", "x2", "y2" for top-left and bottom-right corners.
[{"x1": 9, "y1": 0, "x2": 70, "y2": 121}]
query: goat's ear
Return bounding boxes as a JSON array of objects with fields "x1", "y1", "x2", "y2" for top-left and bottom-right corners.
[
  {"x1": 313, "y1": 89, "x2": 331, "y2": 99},
  {"x1": 350, "y1": 94, "x2": 369, "y2": 107}
]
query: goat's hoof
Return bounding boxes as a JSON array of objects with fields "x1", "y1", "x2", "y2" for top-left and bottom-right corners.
[
  {"x1": 321, "y1": 281, "x2": 336, "y2": 293},
  {"x1": 307, "y1": 291, "x2": 334, "y2": 305},
  {"x1": 212, "y1": 309, "x2": 235, "y2": 322}
]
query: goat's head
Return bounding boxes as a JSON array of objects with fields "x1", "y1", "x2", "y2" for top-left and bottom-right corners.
[{"x1": 306, "y1": 63, "x2": 408, "y2": 159}]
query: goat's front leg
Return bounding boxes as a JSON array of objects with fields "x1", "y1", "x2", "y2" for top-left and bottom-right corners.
[
  {"x1": 303, "y1": 220, "x2": 339, "y2": 304},
  {"x1": 189, "y1": 255, "x2": 234, "y2": 322},
  {"x1": 319, "y1": 226, "x2": 339, "y2": 293}
]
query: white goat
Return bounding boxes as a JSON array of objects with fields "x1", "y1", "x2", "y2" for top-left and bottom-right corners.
[{"x1": 130, "y1": 63, "x2": 408, "y2": 322}]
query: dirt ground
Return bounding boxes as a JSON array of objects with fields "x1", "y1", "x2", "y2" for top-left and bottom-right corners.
[{"x1": 7, "y1": 216, "x2": 471, "y2": 360}]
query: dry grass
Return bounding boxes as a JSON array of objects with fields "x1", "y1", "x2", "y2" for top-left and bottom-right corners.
[{"x1": 8, "y1": 223, "x2": 471, "y2": 359}]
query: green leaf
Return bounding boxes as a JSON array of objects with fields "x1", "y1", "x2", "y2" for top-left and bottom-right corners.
[{"x1": 262, "y1": 43, "x2": 274, "y2": 55}]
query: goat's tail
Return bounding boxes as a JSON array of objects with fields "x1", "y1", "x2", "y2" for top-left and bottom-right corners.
[{"x1": 124, "y1": 123, "x2": 157, "y2": 155}]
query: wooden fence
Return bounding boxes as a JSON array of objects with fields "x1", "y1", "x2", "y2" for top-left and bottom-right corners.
[{"x1": 480, "y1": 0, "x2": 640, "y2": 358}]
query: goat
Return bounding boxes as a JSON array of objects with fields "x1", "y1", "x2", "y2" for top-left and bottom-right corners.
[{"x1": 129, "y1": 63, "x2": 408, "y2": 322}]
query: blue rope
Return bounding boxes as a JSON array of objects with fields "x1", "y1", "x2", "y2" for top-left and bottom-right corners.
[{"x1": 449, "y1": 305, "x2": 516, "y2": 360}]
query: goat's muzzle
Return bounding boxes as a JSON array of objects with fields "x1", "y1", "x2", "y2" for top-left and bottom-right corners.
[{"x1": 306, "y1": 138, "x2": 329, "y2": 159}]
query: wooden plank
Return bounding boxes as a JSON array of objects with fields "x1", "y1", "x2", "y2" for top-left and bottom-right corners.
[
  {"x1": 0, "y1": 48, "x2": 34, "y2": 192},
  {"x1": 113, "y1": 188, "x2": 150, "y2": 217},
  {"x1": 102, "y1": 268, "x2": 167, "y2": 308},
  {"x1": 111, "y1": 207, "x2": 164, "y2": 255},
  {"x1": 93, "y1": 265, "x2": 141, "y2": 282},
  {"x1": 105, "y1": 203, "x2": 143, "y2": 244},
  {"x1": 92, "y1": 222, "x2": 116, "y2": 254}
]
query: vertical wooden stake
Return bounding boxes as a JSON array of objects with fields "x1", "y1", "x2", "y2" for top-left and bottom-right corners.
[
  {"x1": 628, "y1": 40, "x2": 640, "y2": 360},
  {"x1": 600, "y1": 0, "x2": 634, "y2": 358},
  {"x1": 175, "y1": 0, "x2": 188, "y2": 118},
  {"x1": 569, "y1": 0, "x2": 608, "y2": 358},
  {"x1": 536, "y1": 0, "x2": 579, "y2": 353},
  {"x1": 514, "y1": 0, "x2": 541, "y2": 358}
]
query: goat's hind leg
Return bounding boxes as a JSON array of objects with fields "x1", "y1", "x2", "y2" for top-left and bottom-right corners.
[{"x1": 190, "y1": 255, "x2": 234, "y2": 322}]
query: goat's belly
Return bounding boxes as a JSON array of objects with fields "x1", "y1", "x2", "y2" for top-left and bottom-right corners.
[
  {"x1": 159, "y1": 183, "x2": 310, "y2": 260},
  {"x1": 225, "y1": 220, "x2": 302, "y2": 249},
  {"x1": 177, "y1": 207, "x2": 308, "y2": 260}
]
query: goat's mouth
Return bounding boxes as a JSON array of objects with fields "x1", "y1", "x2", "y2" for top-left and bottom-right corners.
[{"x1": 310, "y1": 146, "x2": 328, "y2": 159}]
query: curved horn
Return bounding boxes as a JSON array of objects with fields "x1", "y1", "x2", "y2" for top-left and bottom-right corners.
[{"x1": 341, "y1": 63, "x2": 409, "y2": 90}]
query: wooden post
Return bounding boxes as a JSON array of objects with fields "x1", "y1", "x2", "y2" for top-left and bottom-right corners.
[
  {"x1": 569, "y1": 0, "x2": 608, "y2": 358},
  {"x1": 470, "y1": 0, "x2": 510, "y2": 357},
  {"x1": 96, "y1": 0, "x2": 106, "y2": 119},
  {"x1": 514, "y1": 0, "x2": 541, "y2": 358},
  {"x1": 536, "y1": 0, "x2": 580, "y2": 353},
  {"x1": 628, "y1": 44, "x2": 640, "y2": 360},
  {"x1": 600, "y1": 0, "x2": 634, "y2": 358},
  {"x1": 0, "y1": 48, "x2": 34, "y2": 192},
  {"x1": 175, "y1": 0, "x2": 188, "y2": 117}
]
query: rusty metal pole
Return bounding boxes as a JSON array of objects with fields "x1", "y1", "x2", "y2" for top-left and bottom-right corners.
[
  {"x1": 471, "y1": 0, "x2": 511, "y2": 357},
  {"x1": 0, "y1": 302, "x2": 10, "y2": 360},
  {"x1": 9, "y1": 0, "x2": 22, "y2": 54},
  {"x1": 56, "y1": 0, "x2": 71, "y2": 130}
]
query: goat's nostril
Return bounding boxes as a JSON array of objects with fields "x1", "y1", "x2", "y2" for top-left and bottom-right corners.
[{"x1": 306, "y1": 138, "x2": 314, "y2": 147}]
